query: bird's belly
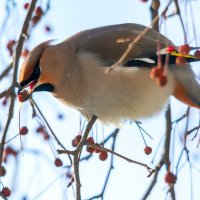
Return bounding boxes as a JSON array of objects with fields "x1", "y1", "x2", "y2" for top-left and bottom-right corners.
[{"x1": 81, "y1": 67, "x2": 175, "y2": 124}]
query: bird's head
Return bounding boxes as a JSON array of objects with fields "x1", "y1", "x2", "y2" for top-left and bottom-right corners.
[{"x1": 18, "y1": 40, "x2": 55, "y2": 102}]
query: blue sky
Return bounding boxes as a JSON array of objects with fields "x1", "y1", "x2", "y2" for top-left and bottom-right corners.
[{"x1": 1, "y1": 0, "x2": 200, "y2": 200}]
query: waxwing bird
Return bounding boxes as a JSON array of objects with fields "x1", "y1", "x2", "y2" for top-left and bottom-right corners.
[{"x1": 18, "y1": 23, "x2": 200, "y2": 124}]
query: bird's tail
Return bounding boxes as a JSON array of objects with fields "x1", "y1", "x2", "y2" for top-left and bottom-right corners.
[{"x1": 171, "y1": 65, "x2": 200, "y2": 109}]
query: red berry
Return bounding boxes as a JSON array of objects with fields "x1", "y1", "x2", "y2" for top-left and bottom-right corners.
[
  {"x1": 20, "y1": 126, "x2": 29, "y2": 135},
  {"x1": 23, "y1": 3, "x2": 30, "y2": 10},
  {"x1": 166, "y1": 46, "x2": 176, "y2": 53},
  {"x1": 4, "y1": 147, "x2": 18, "y2": 162},
  {"x1": 43, "y1": 133, "x2": 50, "y2": 140},
  {"x1": 150, "y1": 67, "x2": 164, "y2": 80},
  {"x1": 21, "y1": 49, "x2": 29, "y2": 57},
  {"x1": 194, "y1": 50, "x2": 200, "y2": 58},
  {"x1": 31, "y1": 15, "x2": 41, "y2": 25},
  {"x1": 165, "y1": 172, "x2": 177, "y2": 184},
  {"x1": 87, "y1": 137, "x2": 94, "y2": 143},
  {"x1": 72, "y1": 135, "x2": 82, "y2": 147},
  {"x1": 176, "y1": 56, "x2": 186, "y2": 65},
  {"x1": 141, "y1": 0, "x2": 148, "y2": 2},
  {"x1": 35, "y1": 6, "x2": 43, "y2": 17},
  {"x1": 18, "y1": 90, "x2": 29, "y2": 102},
  {"x1": 156, "y1": 75, "x2": 168, "y2": 87},
  {"x1": 5, "y1": 147, "x2": 17, "y2": 156},
  {"x1": 76, "y1": 135, "x2": 82, "y2": 140},
  {"x1": 178, "y1": 44, "x2": 190, "y2": 55},
  {"x1": 99, "y1": 151, "x2": 108, "y2": 161},
  {"x1": 54, "y1": 158, "x2": 63, "y2": 167},
  {"x1": 86, "y1": 146, "x2": 95, "y2": 153},
  {"x1": 36, "y1": 126, "x2": 44, "y2": 133},
  {"x1": 94, "y1": 144, "x2": 101, "y2": 153},
  {"x1": 144, "y1": 146, "x2": 152, "y2": 155},
  {"x1": 72, "y1": 139, "x2": 78, "y2": 147},
  {"x1": 2, "y1": 97, "x2": 8, "y2": 106},
  {"x1": 6, "y1": 40, "x2": 16, "y2": 50},
  {"x1": 86, "y1": 137, "x2": 95, "y2": 153},
  {"x1": 2, "y1": 187, "x2": 11, "y2": 197},
  {"x1": 0, "y1": 166, "x2": 6, "y2": 177},
  {"x1": 6, "y1": 40, "x2": 16, "y2": 56}
]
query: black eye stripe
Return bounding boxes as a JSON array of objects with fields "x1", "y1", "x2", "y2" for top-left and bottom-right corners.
[{"x1": 20, "y1": 63, "x2": 41, "y2": 87}]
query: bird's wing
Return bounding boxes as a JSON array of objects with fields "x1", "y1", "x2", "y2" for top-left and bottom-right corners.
[{"x1": 66, "y1": 23, "x2": 173, "y2": 65}]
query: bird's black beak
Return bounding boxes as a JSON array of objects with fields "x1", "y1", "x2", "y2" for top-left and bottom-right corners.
[{"x1": 18, "y1": 82, "x2": 55, "y2": 102}]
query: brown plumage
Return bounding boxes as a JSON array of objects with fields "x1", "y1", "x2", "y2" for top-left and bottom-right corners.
[{"x1": 18, "y1": 23, "x2": 200, "y2": 124}]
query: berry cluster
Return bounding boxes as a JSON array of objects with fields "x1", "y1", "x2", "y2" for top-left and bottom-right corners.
[
  {"x1": 86, "y1": 137, "x2": 108, "y2": 161},
  {"x1": 71, "y1": 135, "x2": 108, "y2": 161},
  {"x1": 150, "y1": 66, "x2": 167, "y2": 87}
]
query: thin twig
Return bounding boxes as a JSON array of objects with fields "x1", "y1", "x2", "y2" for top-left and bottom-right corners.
[
  {"x1": 173, "y1": 0, "x2": 187, "y2": 44},
  {"x1": 0, "y1": 63, "x2": 12, "y2": 81},
  {"x1": 73, "y1": 115, "x2": 97, "y2": 200},
  {"x1": 30, "y1": 97, "x2": 72, "y2": 163},
  {"x1": 106, "y1": 0, "x2": 173, "y2": 72},
  {"x1": 86, "y1": 129, "x2": 119, "y2": 200},
  {"x1": 0, "y1": 0, "x2": 38, "y2": 172},
  {"x1": 0, "y1": 87, "x2": 12, "y2": 99}
]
